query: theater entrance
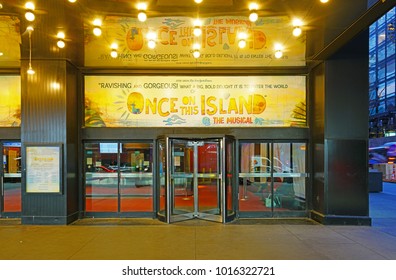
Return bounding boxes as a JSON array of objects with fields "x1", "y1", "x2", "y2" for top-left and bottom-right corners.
[{"x1": 157, "y1": 136, "x2": 237, "y2": 223}]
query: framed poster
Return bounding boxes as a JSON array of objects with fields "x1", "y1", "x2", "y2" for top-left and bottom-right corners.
[{"x1": 25, "y1": 144, "x2": 62, "y2": 193}]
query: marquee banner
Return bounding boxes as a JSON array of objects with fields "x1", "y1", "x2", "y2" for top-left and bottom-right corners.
[
  {"x1": 84, "y1": 16, "x2": 305, "y2": 67},
  {"x1": 84, "y1": 76, "x2": 306, "y2": 128},
  {"x1": 0, "y1": 75, "x2": 21, "y2": 127}
]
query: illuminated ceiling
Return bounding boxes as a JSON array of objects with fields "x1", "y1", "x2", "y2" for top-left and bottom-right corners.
[{"x1": 0, "y1": 0, "x2": 395, "y2": 69}]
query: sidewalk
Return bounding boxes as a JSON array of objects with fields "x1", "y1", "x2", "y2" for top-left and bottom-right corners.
[{"x1": 370, "y1": 182, "x2": 396, "y2": 237}]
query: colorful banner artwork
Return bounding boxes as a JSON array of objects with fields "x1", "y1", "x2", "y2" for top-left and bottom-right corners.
[
  {"x1": 0, "y1": 76, "x2": 21, "y2": 127},
  {"x1": 84, "y1": 76, "x2": 306, "y2": 128},
  {"x1": 84, "y1": 16, "x2": 305, "y2": 67},
  {"x1": 0, "y1": 16, "x2": 21, "y2": 67}
]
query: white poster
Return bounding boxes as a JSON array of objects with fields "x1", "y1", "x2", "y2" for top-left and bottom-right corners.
[{"x1": 26, "y1": 146, "x2": 61, "y2": 193}]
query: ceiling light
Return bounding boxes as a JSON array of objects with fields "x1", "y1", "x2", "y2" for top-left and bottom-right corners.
[
  {"x1": 147, "y1": 31, "x2": 157, "y2": 49},
  {"x1": 137, "y1": 3, "x2": 147, "y2": 22},
  {"x1": 68, "y1": 0, "x2": 77, "y2": 3},
  {"x1": 249, "y1": 3, "x2": 259, "y2": 22},
  {"x1": 57, "y1": 39, "x2": 65, "y2": 48},
  {"x1": 274, "y1": 43, "x2": 284, "y2": 59},
  {"x1": 93, "y1": 26, "x2": 102, "y2": 36},
  {"x1": 194, "y1": 0, "x2": 203, "y2": 3},
  {"x1": 292, "y1": 27, "x2": 302, "y2": 37},
  {"x1": 27, "y1": 66, "x2": 35, "y2": 75},
  {"x1": 237, "y1": 32, "x2": 248, "y2": 48},
  {"x1": 292, "y1": 19, "x2": 303, "y2": 37},
  {"x1": 0, "y1": 52, "x2": 3, "y2": 56},
  {"x1": 249, "y1": 11, "x2": 258, "y2": 22},
  {"x1": 27, "y1": 25, "x2": 34, "y2": 75},
  {"x1": 56, "y1": 31, "x2": 65, "y2": 48},
  {"x1": 25, "y1": 2, "x2": 35, "y2": 22},
  {"x1": 0, "y1": 3, "x2": 3, "y2": 9},
  {"x1": 93, "y1": 19, "x2": 102, "y2": 36},
  {"x1": 193, "y1": 43, "x2": 201, "y2": 58},
  {"x1": 193, "y1": 19, "x2": 202, "y2": 37},
  {"x1": 320, "y1": 0, "x2": 329, "y2": 3},
  {"x1": 138, "y1": 11, "x2": 147, "y2": 22},
  {"x1": 238, "y1": 39, "x2": 247, "y2": 49},
  {"x1": 110, "y1": 43, "x2": 118, "y2": 58}
]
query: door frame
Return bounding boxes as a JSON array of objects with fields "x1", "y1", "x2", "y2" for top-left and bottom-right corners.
[{"x1": 0, "y1": 141, "x2": 22, "y2": 218}]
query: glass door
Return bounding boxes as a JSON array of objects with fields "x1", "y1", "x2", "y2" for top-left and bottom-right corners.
[
  {"x1": 1, "y1": 142, "x2": 22, "y2": 217},
  {"x1": 84, "y1": 141, "x2": 154, "y2": 216},
  {"x1": 157, "y1": 136, "x2": 236, "y2": 223},
  {"x1": 168, "y1": 138, "x2": 222, "y2": 223}
]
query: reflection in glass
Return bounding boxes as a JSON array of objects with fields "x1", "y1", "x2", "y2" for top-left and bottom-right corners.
[
  {"x1": 84, "y1": 143, "x2": 118, "y2": 212},
  {"x1": 158, "y1": 140, "x2": 166, "y2": 217},
  {"x1": 84, "y1": 142, "x2": 154, "y2": 213},
  {"x1": 120, "y1": 143, "x2": 153, "y2": 212},
  {"x1": 238, "y1": 142, "x2": 307, "y2": 214},
  {"x1": 239, "y1": 142, "x2": 272, "y2": 212},
  {"x1": 3, "y1": 142, "x2": 21, "y2": 212}
]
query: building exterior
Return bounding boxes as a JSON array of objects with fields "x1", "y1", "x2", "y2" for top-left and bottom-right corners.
[
  {"x1": 369, "y1": 6, "x2": 396, "y2": 138},
  {"x1": 1, "y1": 0, "x2": 394, "y2": 225}
]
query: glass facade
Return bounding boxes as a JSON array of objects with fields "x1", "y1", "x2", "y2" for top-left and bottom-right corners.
[
  {"x1": 238, "y1": 141, "x2": 307, "y2": 216},
  {"x1": 84, "y1": 142, "x2": 154, "y2": 215},
  {"x1": 369, "y1": 7, "x2": 396, "y2": 137}
]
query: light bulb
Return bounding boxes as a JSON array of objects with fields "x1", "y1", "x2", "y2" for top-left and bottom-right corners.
[
  {"x1": 111, "y1": 50, "x2": 118, "y2": 58},
  {"x1": 237, "y1": 31, "x2": 248, "y2": 48},
  {"x1": 194, "y1": 0, "x2": 203, "y2": 3},
  {"x1": 57, "y1": 39, "x2": 65, "y2": 48},
  {"x1": 249, "y1": 12, "x2": 258, "y2": 22},
  {"x1": 249, "y1": 3, "x2": 259, "y2": 10},
  {"x1": 238, "y1": 39, "x2": 247, "y2": 48},
  {"x1": 293, "y1": 27, "x2": 302, "y2": 37},
  {"x1": 274, "y1": 43, "x2": 284, "y2": 59},
  {"x1": 137, "y1": 3, "x2": 147, "y2": 10},
  {"x1": 275, "y1": 50, "x2": 283, "y2": 59},
  {"x1": 25, "y1": 2, "x2": 35, "y2": 21},
  {"x1": 27, "y1": 66, "x2": 35, "y2": 75},
  {"x1": 25, "y1": 11, "x2": 35, "y2": 21},
  {"x1": 193, "y1": 50, "x2": 200, "y2": 58},
  {"x1": 193, "y1": 26, "x2": 202, "y2": 37},
  {"x1": 148, "y1": 40, "x2": 156, "y2": 49},
  {"x1": 110, "y1": 43, "x2": 118, "y2": 58},
  {"x1": 320, "y1": 0, "x2": 329, "y2": 3},
  {"x1": 25, "y1": 2, "x2": 35, "y2": 10},
  {"x1": 93, "y1": 26, "x2": 102, "y2": 36},
  {"x1": 138, "y1": 11, "x2": 147, "y2": 22},
  {"x1": 193, "y1": 43, "x2": 201, "y2": 58},
  {"x1": 57, "y1": 31, "x2": 65, "y2": 39},
  {"x1": 147, "y1": 31, "x2": 157, "y2": 49},
  {"x1": 137, "y1": 2, "x2": 147, "y2": 22},
  {"x1": 68, "y1": 0, "x2": 77, "y2": 3}
]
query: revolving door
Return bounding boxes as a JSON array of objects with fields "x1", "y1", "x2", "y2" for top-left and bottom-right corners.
[{"x1": 157, "y1": 136, "x2": 236, "y2": 223}]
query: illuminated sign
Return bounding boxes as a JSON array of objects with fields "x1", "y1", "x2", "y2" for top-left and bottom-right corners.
[
  {"x1": 84, "y1": 16, "x2": 305, "y2": 67},
  {"x1": 85, "y1": 76, "x2": 306, "y2": 128}
]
